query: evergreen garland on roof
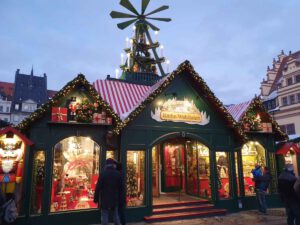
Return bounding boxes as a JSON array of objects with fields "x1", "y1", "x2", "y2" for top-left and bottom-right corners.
[
  {"x1": 16, "y1": 74, "x2": 122, "y2": 131},
  {"x1": 240, "y1": 97, "x2": 287, "y2": 141},
  {"x1": 113, "y1": 60, "x2": 247, "y2": 142}
]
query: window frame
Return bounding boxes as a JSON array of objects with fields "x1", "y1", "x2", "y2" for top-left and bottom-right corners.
[{"x1": 287, "y1": 77, "x2": 293, "y2": 86}]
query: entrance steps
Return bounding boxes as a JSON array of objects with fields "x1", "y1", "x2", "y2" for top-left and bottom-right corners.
[{"x1": 144, "y1": 200, "x2": 226, "y2": 223}]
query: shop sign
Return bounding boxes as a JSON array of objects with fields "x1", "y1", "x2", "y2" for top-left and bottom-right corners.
[{"x1": 151, "y1": 98, "x2": 210, "y2": 125}]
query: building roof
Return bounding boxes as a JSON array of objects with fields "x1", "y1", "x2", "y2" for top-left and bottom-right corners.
[
  {"x1": 93, "y1": 80, "x2": 151, "y2": 120},
  {"x1": 93, "y1": 75, "x2": 169, "y2": 120},
  {"x1": 269, "y1": 50, "x2": 300, "y2": 94},
  {"x1": 226, "y1": 100, "x2": 252, "y2": 121},
  {"x1": 0, "y1": 82, "x2": 14, "y2": 98},
  {"x1": 103, "y1": 60, "x2": 246, "y2": 140},
  {"x1": 12, "y1": 72, "x2": 48, "y2": 110},
  {"x1": 17, "y1": 74, "x2": 121, "y2": 131},
  {"x1": 47, "y1": 90, "x2": 57, "y2": 99},
  {"x1": 0, "y1": 126, "x2": 33, "y2": 145},
  {"x1": 227, "y1": 97, "x2": 287, "y2": 141}
]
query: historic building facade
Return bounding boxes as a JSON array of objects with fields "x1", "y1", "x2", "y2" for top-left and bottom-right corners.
[{"x1": 261, "y1": 50, "x2": 300, "y2": 136}]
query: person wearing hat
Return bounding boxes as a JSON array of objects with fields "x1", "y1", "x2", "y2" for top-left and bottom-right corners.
[
  {"x1": 94, "y1": 158, "x2": 122, "y2": 225},
  {"x1": 278, "y1": 164, "x2": 300, "y2": 225}
]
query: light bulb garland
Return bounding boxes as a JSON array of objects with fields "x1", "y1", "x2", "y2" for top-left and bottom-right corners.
[
  {"x1": 16, "y1": 74, "x2": 122, "y2": 131},
  {"x1": 239, "y1": 97, "x2": 287, "y2": 141},
  {"x1": 112, "y1": 60, "x2": 247, "y2": 142}
]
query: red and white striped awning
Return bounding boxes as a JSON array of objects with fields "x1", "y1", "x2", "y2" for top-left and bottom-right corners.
[
  {"x1": 226, "y1": 100, "x2": 252, "y2": 121},
  {"x1": 93, "y1": 76, "x2": 169, "y2": 120}
]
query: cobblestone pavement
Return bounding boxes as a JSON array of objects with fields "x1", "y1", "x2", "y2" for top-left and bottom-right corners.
[{"x1": 126, "y1": 209, "x2": 287, "y2": 225}]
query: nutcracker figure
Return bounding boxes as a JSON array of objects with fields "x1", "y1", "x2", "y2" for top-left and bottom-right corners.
[{"x1": 0, "y1": 140, "x2": 24, "y2": 193}]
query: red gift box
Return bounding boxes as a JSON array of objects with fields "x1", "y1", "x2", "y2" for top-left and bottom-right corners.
[
  {"x1": 106, "y1": 117, "x2": 112, "y2": 125},
  {"x1": 93, "y1": 113, "x2": 102, "y2": 124},
  {"x1": 52, "y1": 107, "x2": 67, "y2": 122}
]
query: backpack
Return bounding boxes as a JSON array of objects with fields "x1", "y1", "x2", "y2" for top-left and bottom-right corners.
[{"x1": 2, "y1": 199, "x2": 18, "y2": 223}]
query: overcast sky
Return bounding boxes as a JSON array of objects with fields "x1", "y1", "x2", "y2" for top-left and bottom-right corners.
[{"x1": 0, "y1": 0, "x2": 299, "y2": 104}]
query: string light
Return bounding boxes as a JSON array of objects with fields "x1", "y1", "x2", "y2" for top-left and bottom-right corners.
[
  {"x1": 15, "y1": 61, "x2": 287, "y2": 142},
  {"x1": 16, "y1": 74, "x2": 122, "y2": 132}
]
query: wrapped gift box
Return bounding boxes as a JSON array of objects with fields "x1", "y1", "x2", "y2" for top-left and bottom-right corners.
[
  {"x1": 93, "y1": 113, "x2": 102, "y2": 124},
  {"x1": 51, "y1": 107, "x2": 67, "y2": 122},
  {"x1": 262, "y1": 122, "x2": 272, "y2": 133},
  {"x1": 106, "y1": 117, "x2": 112, "y2": 125}
]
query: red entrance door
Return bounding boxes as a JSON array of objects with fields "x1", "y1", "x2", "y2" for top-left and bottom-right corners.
[{"x1": 162, "y1": 143, "x2": 185, "y2": 192}]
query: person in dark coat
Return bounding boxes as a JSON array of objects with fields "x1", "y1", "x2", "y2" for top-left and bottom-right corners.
[
  {"x1": 251, "y1": 163, "x2": 262, "y2": 210},
  {"x1": 94, "y1": 158, "x2": 122, "y2": 225},
  {"x1": 114, "y1": 161, "x2": 126, "y2": 225},
  {"x1": 278, "y1": 164, "x2": 300, "y2": 225},
  {"x1": 256, "y1": 167, "x2": 272, "y2": 214}
]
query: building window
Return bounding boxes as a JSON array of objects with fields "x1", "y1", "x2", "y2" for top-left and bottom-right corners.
[
  {"x1": 282, "y1": 97, "x2": 288, "y2": 106},
  {"x1": 31, "y1": 151, "x2": 45, "y2": 214},
  {"x1": 50, "y1": 136, "x2": 100, "y2": 212},
  {"x1": 296, "y1": 75, "x2": 300, "y2": 83},
  {"x1": 126, "y1": 150, "x2": 145, "y2": 207},
  {"x1": 216, "y1": 152, "x2": 230, "y2": 199},
  {"x1": 287, "y1": 78, "x2": 293, "y2": 86},
  {"x1": 297, "y1": 93, "x2": 300, "y2": 103},
  {"x1": 13, "y1": 115, "x2": 19, "y2": 122},
  {"x1": 242, "y1": 142, "x2": 266, "y2": 196},
  {"x1": 286, "y1": 124, "x2": 296, "y2": 135},
  {"x1": 280, "y1": 124, "x2": 296, "y2": 135},
  {"x1": 6, "y1": 107, "x2": 9, "y2": 113},
  {"x1": 0, "y1": 106, "x2": 3, "y2": 112},
  {"x1": 289, "y1": 95, "x2": 295, "y2": 104}
]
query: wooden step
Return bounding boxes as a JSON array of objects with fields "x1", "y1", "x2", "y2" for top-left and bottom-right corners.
[
  {"x1": 153, "y1": 199, "x2": 209, "y2": 209},
  {"x1": 153, "y1": 204, "x2": 214, "y2": 214},
  {"x1": 144, "y1": 209, "x2": 227, "y2": 223}
]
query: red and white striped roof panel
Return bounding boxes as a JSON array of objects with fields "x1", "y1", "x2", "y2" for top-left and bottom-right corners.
[
  {"x1": 93, "y1": 80, "x2": 151, "y2": 120},
  {"x1": 226, "y1": 100, "x2": 252, "y2": 121},
  {"x1": 93, "y1": 76, "x2": 169, "y2": 120}
]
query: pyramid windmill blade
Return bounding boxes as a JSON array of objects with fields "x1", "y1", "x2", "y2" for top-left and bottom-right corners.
[
  {"x1": 144, "y1": 20, "x2": 160, "y2": 31},
  {"x1": 110, "y1": 11, "x2": 137, "y2": 19},
  {"x1": 141, "y1": 0, "x2": 150, "y2": 15},
  {"x1": 117, "y1": 18, "x2": 138, "y2": 30},
  {"x1": 145, "y1": 5, "x2": 169, "y2": 16},
  {"x1": 148, "y1": 17, "x2": 171, "y2": 22},
  {"x1": 120, "y1": 0, "x2": 139, "y2": 16}
]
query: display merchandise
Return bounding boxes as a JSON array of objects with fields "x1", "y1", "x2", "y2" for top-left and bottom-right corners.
[
  {"x1": 126, "y1": 151, "x2": 145, "y2": 207},
  {"x1": 241, "y1": 142, "x2": 266, "y2": 196},
  {"x1": 216, "y1": 152, "x2": 230, "y2": 199},
  {"x1": 31, "y1": 151, "x2": 45, "y2": 214},
  {"x1": 51, "y1": 107, "x2": 68, "y2": 123},
  {"x1": 50, "y1": 136, "x2": 100, "y2": 212}
]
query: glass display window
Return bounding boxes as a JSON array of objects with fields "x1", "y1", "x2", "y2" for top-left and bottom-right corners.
[
  {"x1": 50, "y1": 136, "x2": 100, "y2": 212},
  {"x1": 0, "y1": 133, "x2": 26, "y2": 214},
  {"x1": 31, "y1": 151, "x2": 45, "y2": 214},
  {"x1": 152, "y1": 146, "x2": 159, "y2": 197},
  {"x1": 197, "y1": 144, "x2": 211, "y2": 198},
  {"x1": 126, "y1": 151, "x2": 145, "y2": 207},
  {"x1": 241, "y1": 141, "x2": 266, "y2": 196},
  {"x1": 216, "y1": 152, "x2": 230, "y2": 199},
  {"x1": 186, "y1": 141, "x2": 211, "y2": 198},
  {"x1": 234, "y1": 152, "x2": 241, "y2": 197}
]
